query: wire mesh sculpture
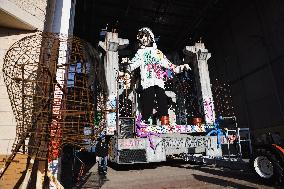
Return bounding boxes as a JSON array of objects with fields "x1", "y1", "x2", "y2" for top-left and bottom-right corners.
[{"x1": 1, "y1": 32, "x2": 107, "y2": 178}]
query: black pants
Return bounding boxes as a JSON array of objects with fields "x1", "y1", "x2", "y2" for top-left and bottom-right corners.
[{"x1": 141, "y1": 86, "x2": 168, "y2": 121}]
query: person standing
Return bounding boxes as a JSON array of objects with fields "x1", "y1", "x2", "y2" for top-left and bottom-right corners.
[{"x1": 95, "y1": 135, "x2": 108, "y2": 175}]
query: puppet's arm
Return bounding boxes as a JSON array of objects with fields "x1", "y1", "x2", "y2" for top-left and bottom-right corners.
[
  {"x1": 126, "y1": 51, "x2": 143, "y2": 73},
  {"x1": 159, "y1": 52, "x2": 191, "y2": 74},
  {"x1": 119, "y1": 52, "x2": 143, "y2": 87}
]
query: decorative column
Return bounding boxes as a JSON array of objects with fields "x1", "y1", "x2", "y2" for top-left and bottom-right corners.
[
  {"x1": 99, "y1": 32, "x2": 129, "y2": 135},
  {"x1": 184, "y1": 42, "x2": 216, "y2": 124}
]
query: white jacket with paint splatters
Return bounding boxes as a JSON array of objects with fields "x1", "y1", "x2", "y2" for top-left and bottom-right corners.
[{"x1": 127, "y1": 46, "x2": 177, "y2": 90}]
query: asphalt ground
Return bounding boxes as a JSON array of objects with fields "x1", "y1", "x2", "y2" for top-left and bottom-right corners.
[{"x1": 74, "y1": 160, "x2": 284, "y2": 189}]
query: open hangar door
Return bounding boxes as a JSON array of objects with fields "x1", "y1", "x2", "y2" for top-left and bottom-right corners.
[{"x1": 73, "y1": 0, "x2": 284, "y2": 138}]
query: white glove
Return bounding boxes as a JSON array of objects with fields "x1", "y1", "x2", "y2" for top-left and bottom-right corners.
[
  {"x1": 118, "y1": 71, "x2": 125, "y2": 77},
  {"x1": 124, "y1": 73, "x2": 130, "y2": 80},
  {"x1": 121, "y1": 57, "x2": 129, "y2": 64},
  {"x1": 124, "y1": 73, "x2": 131, "y2": 89},
  {"x1": 183, "y1": 64, "x2": 191, "y2": 71},
  {"x1": 175, "y1": 64, "x2": 191, "y2": 73}
]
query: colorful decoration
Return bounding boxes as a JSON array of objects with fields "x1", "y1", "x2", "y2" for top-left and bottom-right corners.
[
  {"x1": 206, "y1": 116, "x2": 226, "y2": 148},
  {"x1": 203, "y1": 97, "x2": 215, "y2": 124},
  {"x1": 136, "y1": 115, "x2": 214, "y2": 135},
  {"x1": 136, "y1": 115, "x2": 160, "y2": 150}
]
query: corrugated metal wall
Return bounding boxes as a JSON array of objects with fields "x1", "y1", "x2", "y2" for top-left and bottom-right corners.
[{"x1": 207, "y1": 0, "x2": 284, "y2": 136}]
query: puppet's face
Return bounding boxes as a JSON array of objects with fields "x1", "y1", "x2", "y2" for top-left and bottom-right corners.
[{"x1": 137, "y1": 31, "x2": 151, "y2": 47}]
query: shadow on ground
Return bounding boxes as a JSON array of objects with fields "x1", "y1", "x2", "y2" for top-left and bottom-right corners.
[
  {"x1": 108, "y1": 158, "x2": 185, "y2": 171},
  {"x1": 169, "y1": 160, "x2": 284, "y2": 188},
  {"x1": 192, "y1": 174, "x2": 257, "y2": 189},
  {"x1": 62, "y1": 154, "x2": 284, "y2": 189},
  {"x1": 61, "y1": 147, "x2": 98, "y2": 188},
  {"x1": 74, "y1": 172, "x2": 108, "y2": 189}
]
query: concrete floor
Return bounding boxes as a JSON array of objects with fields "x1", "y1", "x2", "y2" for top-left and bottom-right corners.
[
  {"x1": 75, "y1": 161, "x2": 283, "y2": 189},
  {"x1": 0, "y1": 154, "x2": 28, "y2": 189}
]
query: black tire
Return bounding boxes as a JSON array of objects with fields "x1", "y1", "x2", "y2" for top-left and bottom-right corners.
[{"x1": 252, "y1": 148, "x2": 283, "y2": 185}]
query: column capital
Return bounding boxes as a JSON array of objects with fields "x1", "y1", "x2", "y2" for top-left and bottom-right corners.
[
  {"x1": 99, "y1": 32, "x2": 129, "y2": 52},
  {"x1": 183, "y1": 42, "x2": 211, "y2": 61}
]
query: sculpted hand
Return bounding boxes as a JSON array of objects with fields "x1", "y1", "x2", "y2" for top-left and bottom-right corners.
[
  {"x1": 121, "y1": 57, "x2": 129, "y2": 64},
  {"x1": 118, "y1": 71, "x2": 125, "y2": 77},
  {"x1": 183, "y1": 64, "x2": 191, "y2": 71},
  {"x1": 124, "y1": 73, "x2": 131, "y2": 89},
  {"x1": 175, "y1": 64, "x2": 191, "y2": 73}
]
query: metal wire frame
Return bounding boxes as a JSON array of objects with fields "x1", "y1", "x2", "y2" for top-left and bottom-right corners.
[{"x1": 0, "y1": 32, "x2": 107, "y2": 179}]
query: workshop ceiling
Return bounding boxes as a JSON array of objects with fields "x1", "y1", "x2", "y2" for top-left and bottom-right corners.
[{"x1": 74, "y1": 0, "x2": 229, "y2": 52}]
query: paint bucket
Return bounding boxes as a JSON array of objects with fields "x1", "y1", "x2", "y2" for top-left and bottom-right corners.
[{"x1": 161, "y1": 116, "x2": 169, "y2": 125}]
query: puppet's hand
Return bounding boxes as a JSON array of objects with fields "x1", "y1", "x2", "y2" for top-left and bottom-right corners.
[
  {"x1": 174, "y1": 64, "x2": 191, "y2": 73},
  {"x1": 183, "y1": 64, "x2": 191, "y2": 71},
  {"x1": 124, "y1": 73, "x2": 131, "y2": 80},
  {"x1": 119, "y1": 71, "x2": 125, "y2": 77},
  {"x1": 121, "y1": 57, "x2": 129, "y2": 64},
  {"x1": 124, "y1": 73, "x2": 131, "y2": 89}
]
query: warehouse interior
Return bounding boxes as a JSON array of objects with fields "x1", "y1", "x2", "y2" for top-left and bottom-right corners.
[
  {"x1": 74, "y1": 0, "x2": 284, "y2": 136},
  {"x1": 0, "y1": 0, "x2": 284, "y2": 188}
]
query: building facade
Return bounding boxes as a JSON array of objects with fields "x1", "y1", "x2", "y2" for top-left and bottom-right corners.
[{"x1": 0, "y1": 0, "x2": 48, "y2": 155}]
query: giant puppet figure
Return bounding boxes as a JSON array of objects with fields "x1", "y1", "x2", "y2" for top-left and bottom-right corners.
[{"x1": 121, "y1": 27, "x2": 190, "y2": 123}]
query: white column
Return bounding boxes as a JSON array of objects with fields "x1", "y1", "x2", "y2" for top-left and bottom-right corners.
[
  {"x1": 99, "y1": 32, "x2": 129, "y2": 135},
  {"x1": 47, "y1": 0, "x2": 75, "y2": 34},
  {"x1": 184, "y1": 42, "x2": 216, "y2": 124}
]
